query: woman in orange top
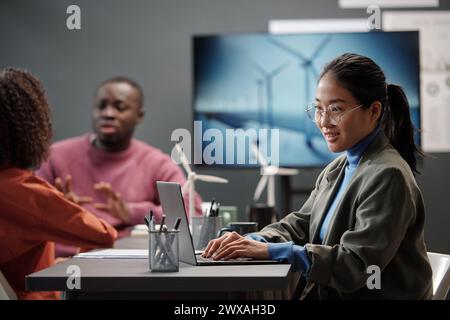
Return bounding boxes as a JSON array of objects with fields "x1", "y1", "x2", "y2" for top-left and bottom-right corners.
[{"x1": 0, "y1": 68, "x2": 118, "y2": 300}]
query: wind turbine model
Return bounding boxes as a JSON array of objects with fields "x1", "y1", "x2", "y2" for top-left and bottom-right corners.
[
  {"x1": 252, "y1": 142, "x2": 299, "y2": 208},
  {"x1": 174, "y1": 144, "x2": 228, "y2": 217}
]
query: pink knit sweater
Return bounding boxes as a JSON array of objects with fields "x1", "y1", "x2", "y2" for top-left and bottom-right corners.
[{"x1": 37, "y1": 134, "x2": 201, "y2": 256}]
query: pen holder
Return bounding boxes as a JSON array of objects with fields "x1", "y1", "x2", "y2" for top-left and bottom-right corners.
[
  {"x1": 191, "y1": 216, "x2": 224, "y2": 251},
  {"x1": 148, "y1": 230, "x2": 179, "y2": 272}
]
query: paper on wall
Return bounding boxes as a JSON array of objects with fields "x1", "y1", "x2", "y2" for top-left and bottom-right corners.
[{"x1": 383, "y1": 11, "x2": 450, "y2": 152}]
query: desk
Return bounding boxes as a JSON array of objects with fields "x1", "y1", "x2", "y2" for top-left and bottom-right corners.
[{"x1": 26, "y1": 237, "x2": 299, "y2": 299}]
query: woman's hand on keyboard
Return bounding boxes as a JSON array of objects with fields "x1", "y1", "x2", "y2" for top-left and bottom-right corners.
[{"x1": 202, "y1": 231, "x2": 269, "y2": 260}]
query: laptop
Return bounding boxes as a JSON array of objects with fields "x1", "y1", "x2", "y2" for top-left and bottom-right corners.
[{"x1": 156, "y1": 181, "x2": 280, "y2": 266}]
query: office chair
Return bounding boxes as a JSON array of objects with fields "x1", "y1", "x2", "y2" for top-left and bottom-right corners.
[
  {"x1": 0, "y1": 270, "x2": 17, "y2": 300},
  {"x1": 427, "y1": 252, "x2": 450, "y2": 300}
]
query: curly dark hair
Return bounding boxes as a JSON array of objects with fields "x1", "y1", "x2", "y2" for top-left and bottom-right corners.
[{"x1": 0, "y1": 68, "x2": 52, "y2": 169}]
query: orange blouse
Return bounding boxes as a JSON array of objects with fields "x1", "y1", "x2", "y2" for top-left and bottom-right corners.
[{"x1": 0, "y1": 168, "x2": 117, "y2": 299}]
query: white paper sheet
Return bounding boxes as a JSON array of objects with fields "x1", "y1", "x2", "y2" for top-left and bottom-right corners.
[
  {"x1": 383, "y1": 11, "x2": 450, "y2": 152},
  {"x1": 75, "y1": 249, "x2": 148, "y2": 259}
]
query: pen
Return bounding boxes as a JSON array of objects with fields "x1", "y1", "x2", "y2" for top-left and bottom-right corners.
[
  {"x1": 159, "y1": 214, "x2": 166, "y2": 232},
  {"x1": 144, "y1": 215, "x2": 151, "y2": 228},
  {"x1": 166, "y1": 217, "x2": 181, "y2": 266},
  {"x1": 208, "y1": 199, "x2": 215, "y2": 217},
  {"x1": 158, "y1": 216, "x2": 179, "y2": 267},
  {"x1": 144, "y1": 209, "x2": 154, "y2": 230},
  {"x1": 154, "y1": 214, "x2": 167, "y2": 263},
  {"x1": 145, "y1": 209, "x2": 155, "y2": 231},
  {"x1": 214, "y1": 202, "x2": 221, "y2": 217},
  {"x1": 150, "y1": 209, "x2": 155, "y2": 231},
  {"x1": 172, "y1": 217, "x2": 181, "y2": 230}
]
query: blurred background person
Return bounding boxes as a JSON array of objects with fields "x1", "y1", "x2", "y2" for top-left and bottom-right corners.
[{"x1": 37, "y1": 76, "x2": 201, "y2": 257}]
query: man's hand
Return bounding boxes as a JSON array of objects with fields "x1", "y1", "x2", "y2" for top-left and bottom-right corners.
[
  {"x1": 202, "y1": 231, "x2": 269, "y2": 260},
  {"x1": 94, "y1": 182, "x2": 131, "y2": 223},
  {"x1": 55, "y1": 174, "x2": 93, "y2": 205},
  {"x1": 54, "y1": 257, "x2": 70, "y2": 264}
]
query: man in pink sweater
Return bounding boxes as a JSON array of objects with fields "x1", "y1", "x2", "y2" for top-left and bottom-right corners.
[{"x1": 37, "y1": 77, "x2": 202, "y2": 257}]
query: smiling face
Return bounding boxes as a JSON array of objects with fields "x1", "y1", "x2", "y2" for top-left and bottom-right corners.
[
  {"x1": 315, "y1": 73, "x2": 381, "y2": 153},
  {"x1": 92, "y1": 81, "x2": 144, "y2": 152}
]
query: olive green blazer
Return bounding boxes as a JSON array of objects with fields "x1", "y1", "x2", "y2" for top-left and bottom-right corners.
[{"x1": 257, "y1": 133, "x2": 433, "y2": 299}]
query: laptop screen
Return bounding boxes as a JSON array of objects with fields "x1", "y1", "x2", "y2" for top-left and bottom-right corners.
[
  {"x1": 156, "y1": 181, "x2": 280, "y2": 266},
  {"x1": 156, "y1": 181, "x2": 198, "y2": 265}
]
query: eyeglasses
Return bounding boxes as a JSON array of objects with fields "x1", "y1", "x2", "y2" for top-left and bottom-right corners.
[{"x1": 305, "y1": 104, "x2": 364, "y2": 125}]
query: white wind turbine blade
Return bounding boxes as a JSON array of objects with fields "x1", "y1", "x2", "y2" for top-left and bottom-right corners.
[
  {"x1": 261, "y1": 166, "x2": 278, "y2": 176},
  {"x1": 267, "y1": 175, "x2": 275, "y2": 207},
  {"x1": 189, "y1": 179, "x2": 195, "y2": 219},
  {"x1": 181, "y1": 179, "x2": 191, "y2": 195},
  {"x1": 251, "y1": 143, "x2": 268, "y2": 167},
  {"x1": 276, "y1": 168, "x2": 299, "y2": 175},
  {"x1": 253, "y1": 175, "x2": 269, "y2": 202},
  {"x1": 175, "y1": 143, "x2": 192, "y2": 175},
  {"x1": 195, "y1": 175, "x2": 228, "y2": 184},
  {"x1": 262, "y1": 166, "x2": 299, "y2": 176}
]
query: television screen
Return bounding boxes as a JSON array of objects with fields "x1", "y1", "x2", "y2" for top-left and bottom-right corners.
[{"x1": 192, "y1": 31, "x2": 420, "y2": 168}]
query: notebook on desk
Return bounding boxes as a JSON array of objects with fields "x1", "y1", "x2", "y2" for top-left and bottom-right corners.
[{"x1": 156, "y1": 181, "x2": 279, "y2": 266}]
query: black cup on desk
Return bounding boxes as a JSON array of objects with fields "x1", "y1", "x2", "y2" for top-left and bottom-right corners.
[
  {"x1": 218, "y1": 222, "x2": 258, "y2": 237},
  {"x1": 247, "y1": 203, "x2": 274, "y2": 231}
]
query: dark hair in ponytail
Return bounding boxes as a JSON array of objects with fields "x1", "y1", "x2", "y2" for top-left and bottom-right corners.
[
  {"x1": 384, "y1": 84, "x2": 422, "y2": 173},
  {"x1": 319, "y1": 53, "x2": 423, "y2": 174}
]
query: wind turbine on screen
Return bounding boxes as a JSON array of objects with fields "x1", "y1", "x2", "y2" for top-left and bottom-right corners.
[
  {"x1": 266, "y1": 35, "x2": 332, "y2": 159},
  {"x1": 266, "y1": 35, "x2": 332, "y2": 109},
  {"x1": 251, "y1": 142, "x2": 299, "y2": 208},
  {"x1": 255, "y1": 78, "x2": 265, "y2": 126},
  {"x1": 174, "y1": 143, "x2": 228, "y2": 218},
  {"x1": 249, "y1": 59, "x2": 290, "y2": 128}
]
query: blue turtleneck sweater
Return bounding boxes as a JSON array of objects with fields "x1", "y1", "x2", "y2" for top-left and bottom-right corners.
[{"x1": 247, "y1": 125, "x2": 381, "y2": 275}]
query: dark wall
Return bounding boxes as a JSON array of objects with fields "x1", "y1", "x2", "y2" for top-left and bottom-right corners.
[{"x1": 1, "y1": 0, "x2": 448, "y2": 253}]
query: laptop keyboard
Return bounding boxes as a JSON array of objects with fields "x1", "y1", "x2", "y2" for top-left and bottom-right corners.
[{"x1": 196, "y1": 255, "x2": 252, "y2": 262}]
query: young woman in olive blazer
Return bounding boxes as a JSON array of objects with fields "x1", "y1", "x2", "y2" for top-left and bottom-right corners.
[{"x1": 203, "y1": 53, "x2": 432, "y2": 300}]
